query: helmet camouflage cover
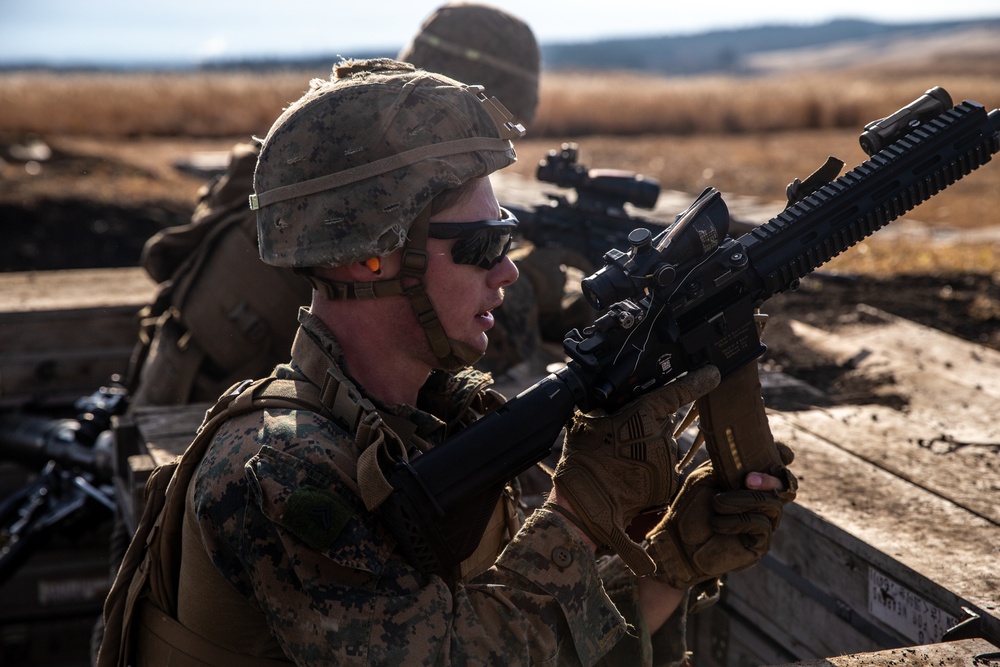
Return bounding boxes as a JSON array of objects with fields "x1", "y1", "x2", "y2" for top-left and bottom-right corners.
[
  {"x1": 398, "y1": 2, "x2": 541, "y2": 126},
  {"x1": 252, "y1": 58, "x2": 522, "y2": 268}
]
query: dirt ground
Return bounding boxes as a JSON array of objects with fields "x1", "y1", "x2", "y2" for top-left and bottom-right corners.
[{"x1": 2, "y1": 132, "x2": 999, "y2": 403}]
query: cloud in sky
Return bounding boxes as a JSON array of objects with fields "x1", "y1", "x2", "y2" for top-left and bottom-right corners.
[{"x1": 195, "y1": 35, "x2": 231, "y2": 61}]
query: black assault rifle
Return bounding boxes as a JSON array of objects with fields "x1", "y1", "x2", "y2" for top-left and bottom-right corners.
[
  {"x1": 380, "y1": 87, "x2": 1000, "y2": 575},
  {"x1": 506, "y1": 142, "x2": 667, "y2": 270}
]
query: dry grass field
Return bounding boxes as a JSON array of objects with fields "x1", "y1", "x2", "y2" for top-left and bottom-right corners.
[{"x1": 1, "y1": 46, "x2": 999, "y2": 277}]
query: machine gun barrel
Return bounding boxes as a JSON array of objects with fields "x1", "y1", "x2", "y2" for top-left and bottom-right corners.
[
  {"x1": 0, "y1": 414, "x2": 112, "y2": 480},
  {"x1": 0, "y1": 384, "x2": 126, "y2": 481}
]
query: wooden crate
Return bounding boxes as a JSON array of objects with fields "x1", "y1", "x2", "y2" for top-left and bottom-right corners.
[
  {"x1": 111, "y1": 402, "x2": 209, "y2": 534},
  {"x1": 0, "y1": 511, "x2": 114, "y2": 667},
  {"x1": 0, "y1": 267, "x2": 155, "y2": 408},
  {"x1": 688, "y1": 307, "x2": 1000, "y2": 665}
]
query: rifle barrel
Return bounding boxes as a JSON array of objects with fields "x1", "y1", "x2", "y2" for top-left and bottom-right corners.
[{"x1": 740, "y1": 100, "x2": 1000, "y2": 301}]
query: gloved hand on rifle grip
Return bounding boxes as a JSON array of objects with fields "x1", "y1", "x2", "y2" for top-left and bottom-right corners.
[
  {"x1": 550, "y1": 365, "x2": 721, "y2": 576},
  {"x1": 645, "y1": 442, "x2": 797, "y2": 589}
]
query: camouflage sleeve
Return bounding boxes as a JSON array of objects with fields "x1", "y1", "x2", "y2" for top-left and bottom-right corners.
[
  {"x1": 595, "y1": 555, "x2": 690, "y2": 667},
  {"x1": 193, "y1": 410, "x2": 630, "y2": 666}
]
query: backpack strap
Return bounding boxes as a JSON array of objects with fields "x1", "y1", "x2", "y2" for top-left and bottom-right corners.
[{"x1": 315, "y1": 364, "x2": 414, "y2": 511}]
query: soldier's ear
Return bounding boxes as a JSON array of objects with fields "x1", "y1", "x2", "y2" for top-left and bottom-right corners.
[{"x1": 363, "y1": 257, "x2": 382, "y2": 275}]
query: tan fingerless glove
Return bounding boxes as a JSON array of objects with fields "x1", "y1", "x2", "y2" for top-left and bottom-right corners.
[
  {"x1": 551, "y1": 365, "x2": 721, "y2": 576},
  {"x1": 646, "y1": 446, "x2": 797, "y2": 589}
]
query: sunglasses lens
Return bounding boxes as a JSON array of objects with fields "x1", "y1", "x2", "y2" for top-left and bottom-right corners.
[
  {"x1": 428, "y1": 208, "x2": 518, "y2": 270},
  {"x1": 451, "y1": 228, "x2": 513, "y2": 269}
]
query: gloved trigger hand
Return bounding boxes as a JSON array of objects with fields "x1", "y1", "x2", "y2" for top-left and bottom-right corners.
[{"x1": 551, "y1": 365, "x2": 721, "y2": 576}]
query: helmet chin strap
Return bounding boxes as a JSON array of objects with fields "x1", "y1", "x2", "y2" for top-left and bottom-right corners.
[{"x1": 301, "y1": 205, "x2": 485, "y2": 372}]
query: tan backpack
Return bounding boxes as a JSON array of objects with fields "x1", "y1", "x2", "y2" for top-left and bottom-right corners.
[{"x1": 127, "y1": 144, "x2": 310, "y2": 406}]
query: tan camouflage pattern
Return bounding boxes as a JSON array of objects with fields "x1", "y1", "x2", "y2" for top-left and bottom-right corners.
[
  {"x1": 254, "y1": 59, "x2": 517, "y2": 269},
  {"x1": 399, "y1": 2, "x2": 541, "y2": 127},
  {"x1": 182, "y1": 308, "x2": 687, "y2": 665}
]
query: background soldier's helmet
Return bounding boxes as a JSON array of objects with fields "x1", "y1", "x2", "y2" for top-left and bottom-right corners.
[
  {"x1": 399, "y1": 2, "x2": 541, "y2": 127},
  {"x1": 252, "y1": 58, "x2": 521, "y2": 268}
]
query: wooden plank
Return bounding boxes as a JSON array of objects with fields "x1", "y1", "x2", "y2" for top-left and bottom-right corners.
[
  {"x1": 129, "y1": 403, "x2": 209, "y2": 466},
  {"x1": 0, "y1": 308, "x2": 138, "y2": 352},
  {"x1": 687, "y1": 600, "x2": 801, "y2": 667},
  {"x1": 815, "y1": 305, "x2": 1000, "y2": 401},
  {"x1": 766, "y1": 637, "x2": 999, "y2": 666},
  {"x1": 740, "y1": 293, "x2": 995, "y2": 537},
  {"x1": 688, "y1": 307, "x2": 1000, "y2": 664},
  {"x1": 0, "y1": 267, "x2": 155, "y2": 312},
  {"x1": 766, "y1": 411, "x2": 1000, "y2": 640},
  {"x1": 0, "y1": 352, "x2": 132, "y2": 407},
  {"x1": 778, "y1": 405, "x2": 1000, "y2": 527},
  {"x1": 723, "y1": 527, "x2": 906, "y2": 660},
  {"x1": 784, "y1": 308, "x2": 1000, "y2": 417},
  {"x1": 0, "y1": 267, "x2": 155, "y2": 405}
]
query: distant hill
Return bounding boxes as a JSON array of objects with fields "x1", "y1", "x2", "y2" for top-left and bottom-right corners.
[
  {"x1": 18, "y1": 17, "x2": 996, "y2": 75},
  {"x1": 539, "y1": 17, "x2": 1000, "y2": 74}
]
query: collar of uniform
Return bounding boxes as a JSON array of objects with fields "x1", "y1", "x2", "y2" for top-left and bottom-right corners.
[{"x1": 289, "y1": 307, "x2": 449, "y2": 444}]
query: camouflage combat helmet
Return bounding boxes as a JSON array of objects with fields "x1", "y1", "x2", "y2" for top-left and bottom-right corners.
[
  {"x1": 252, "y1": 58, "x2": 522, "y2": 268},
  {"x1": 251, "y1": 58, "x2": 524, "y2": 370},
  {"x1": 398, "y1": 3, "x2": 540, "y2": 127}
]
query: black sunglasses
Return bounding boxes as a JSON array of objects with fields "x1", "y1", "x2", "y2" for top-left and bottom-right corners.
[{"x1": 427, "y1": 207, "x2": 518, "y2": 270}]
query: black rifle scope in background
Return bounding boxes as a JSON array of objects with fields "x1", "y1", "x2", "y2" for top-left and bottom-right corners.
[{"x1": 537, "y1": 143, "x2": 661, "y2": 211}]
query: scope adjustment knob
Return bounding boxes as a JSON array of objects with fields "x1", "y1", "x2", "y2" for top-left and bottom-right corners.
[{"x1": 627, "y1": 227, "x2": 652, "y2": 253}]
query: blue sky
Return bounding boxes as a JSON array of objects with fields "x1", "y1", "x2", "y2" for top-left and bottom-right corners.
[{"x1": 1, "y1": 0, "x2": 998, "y2": 67}]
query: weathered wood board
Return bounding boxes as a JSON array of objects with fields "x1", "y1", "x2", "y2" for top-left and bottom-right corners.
[
  {"x1": 771, "y1": 637, "x2": 999, "y2": 667},
  {"x1": 0, "y1": 267, "x2": 156, "y2": 407},
  {"x1": 690, "y1": 306, "x2": 1000, "y2": 665}
]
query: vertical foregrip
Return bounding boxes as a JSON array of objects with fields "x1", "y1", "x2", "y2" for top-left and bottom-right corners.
[{"x1": 695, "y1": 361, "x2": 785, "y2": 491}]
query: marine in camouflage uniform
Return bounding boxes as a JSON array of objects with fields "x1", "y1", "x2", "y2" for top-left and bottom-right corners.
[
  {"x1": 398, "y1": 2, "x2": 573, "y2": 377},
  {"x1": 177, "y1": 307, "x2": 688, "y2": 664},
  {"x1": 99, "y1": 57, "x2": 795, "y2": 667},
  {"x1": 162, "y1": 60, "x2": 710, "y2": 666}
]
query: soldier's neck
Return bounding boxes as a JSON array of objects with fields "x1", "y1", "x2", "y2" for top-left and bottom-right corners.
[{"x1": 314, "y1": 297, "x2": 430, "y2": 407}]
